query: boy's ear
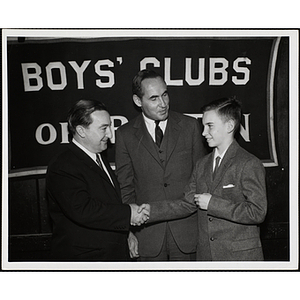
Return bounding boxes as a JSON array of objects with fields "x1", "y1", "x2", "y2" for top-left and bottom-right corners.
[
  {"x1": 226, "y1": 119, "x2": 235, "y2": 134},
  {"x1": 133, "y1": 94, "x2": 142, "y2": 107}
]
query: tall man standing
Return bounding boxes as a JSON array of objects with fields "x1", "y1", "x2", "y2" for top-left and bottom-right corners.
[
  {"x1": 46, "y1": 99, "x2": 149, "y2": 261},
  {"x1": 115, "y1": 69, "x2": 205, "y2": 261}
]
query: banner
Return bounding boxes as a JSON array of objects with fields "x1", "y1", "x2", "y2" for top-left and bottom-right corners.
[{"x1": 7, "y1": 35, "x2": 280, "y2": 172}]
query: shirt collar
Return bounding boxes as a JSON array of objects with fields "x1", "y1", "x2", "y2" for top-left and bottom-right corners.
[
  {"x1": 142, "y1": 113, "x2": 168, "y2": 131},
  {"x1": 214, "y1": 142, "x2": 232, "y2": 161},
  {"x1": 72, "y1": 138, "x2": 98, "y2": 162},
  {"x1": 72, "y1": 138, "x2": 115, "y2": 187}
]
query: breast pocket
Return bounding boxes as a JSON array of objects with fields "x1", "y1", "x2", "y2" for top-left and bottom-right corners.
[{"x1": 221, "y1": 184, "x2": 244, "y2": 203}]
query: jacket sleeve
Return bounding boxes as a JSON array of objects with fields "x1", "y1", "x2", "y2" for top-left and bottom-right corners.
[
  {"x1": 148, "y1": 164, "x2": 198, "y2": 223},
  {"x1": 46, "y1": 160, "x2": 131, "y2": 232},
  {"x1": 207, "y1": 157, "x2": 267, "y2": 225},
  {"x1": 115, "y1": 128, "x2": 137, "y2": 204}
]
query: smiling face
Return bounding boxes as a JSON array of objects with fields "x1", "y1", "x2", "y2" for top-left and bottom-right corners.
[
  {"x1": 133, "y1": 77, "x2": 170, "y2": 121},
  {"x1": 202, "y1": 109, "x2": 234, "y2": 154},
  {"x1": 76, "y1": 110, "x2": 112, "y2": 153}
]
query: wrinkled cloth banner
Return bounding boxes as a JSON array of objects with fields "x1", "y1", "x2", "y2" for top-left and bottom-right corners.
[{"x1": 7, "y1": 36, "x2": 280, "y2": 171}]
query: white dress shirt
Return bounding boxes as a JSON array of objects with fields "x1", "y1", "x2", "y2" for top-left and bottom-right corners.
[
  {"x1": 213, "y1": 143, "x2": 232, "y2": 171},
  {"x1": 142, "y1": 113, "x2": 168, "y2": 142}
]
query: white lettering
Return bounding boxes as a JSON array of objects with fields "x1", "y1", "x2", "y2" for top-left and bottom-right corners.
[
  {"x1": 110, "y1": 115, "x2": 128, "y2": 143},
  {"x1": 95, "y1": 59, "x2": 115, "y2": 88},
  {"x1": 185, "y1": 58, "x2": 205, "y2": 86},
  {"x1": 35, "y1": 114, "x2": 251, "y2": 145},
  {"x1": 232, "y1": 57, "x2": 251, "y2": 85},
  {"x1": 22, "y1": 56, "x2": 252, "y2": 92},
  {"x1": 240, "y1": 113, "x2": 251, "y2": 142},
  {"x1": 36, "y1": 118, "x2": 129, "y2": 145},
  {"x1": 68, "y1": 60, "x2": 91, "y2": 89},
  {"x1": 209, "y1": 58, "x2": 228, "y2": 85},
  {"x1": 46, "y1": 62, "x2": 67, "y2": 90},
  {"x1": 140, "y1": 57, "x2": 160, "y2": 70},
  {"x1": 21, "y1": 63, "x2": 43, "y2": 92},
  {"x1": 35, "y1": 123, "x2": 57, "y2": 145},
  {"x1": 164, "y1": 58, "x2": 183, "y2": 86},
  {"x1": 60, "y1": 122, "x2": 69, "y2": 144}
]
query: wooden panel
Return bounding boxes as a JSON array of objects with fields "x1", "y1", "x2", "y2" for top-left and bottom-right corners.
[
  {"x1": 9, "y1": 234, "x2": 52, "y2": 262},
  {"x1": 38, "y1": 178, "x2": 52, "y2": 233},
  {"x1": 9, "y1": 178, "x2": 40, "y2": 234}
]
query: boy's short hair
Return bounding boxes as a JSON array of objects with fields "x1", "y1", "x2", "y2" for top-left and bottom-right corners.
[{"x1": 201, "y1": 97, "x2": 242, "y2": 134}]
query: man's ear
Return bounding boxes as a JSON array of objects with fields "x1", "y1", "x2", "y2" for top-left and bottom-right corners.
[
  {"x1": 75, "y1": 125, "x2": 85, "y2": 138},
  {"x1": 226, "y1": 119, "x2": 235, "y2": 134},
  {"x1": 133, "y1": 94, "x2": 142, "y2": 107}
]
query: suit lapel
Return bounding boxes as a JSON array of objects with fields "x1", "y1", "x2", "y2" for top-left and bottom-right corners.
[
  {"x1": 205, "y1": 151, "x2": 215, "y2": 191},
  {"x1": 133, "y1": 114, "x2": 163, "y2": 166},
  {"x1": 101, "y1": 155, "x2": 122, "y2": 198},
  {"x1": 165, "y1": 112, "x2": 181, "y2": 164},
  {"x1": 210, "y1": 140, "x2": 238, "y2": 192},
  {"x1": 68, "y1": 143, "x2": 119, "y2": 194}
]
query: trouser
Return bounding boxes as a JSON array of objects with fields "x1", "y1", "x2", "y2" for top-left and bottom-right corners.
[{"x1": 138, "y1": 223, "x2": 196, "y2": 261}]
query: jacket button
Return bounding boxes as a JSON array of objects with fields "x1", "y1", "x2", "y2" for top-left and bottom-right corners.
[
  {"x1": 164, "y1": 183, "x2": 168, "y2": 187},
  {"x1": 210, "y1": 237, "x2": 214, "y2": 241},
  {"x1": 209, "y1": 217, "x2": 213, "y2": 222}
]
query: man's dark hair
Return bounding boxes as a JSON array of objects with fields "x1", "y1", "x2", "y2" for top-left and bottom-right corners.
[
  {"x1": 201, "y1": 97, "x2": 242, "y2": 134},
  {"x1": 67, "y1": 99, "x2": 107, "y2": 137},
  {"x1": 132, "y1": 69, "x2": 164, "y2": 98}
]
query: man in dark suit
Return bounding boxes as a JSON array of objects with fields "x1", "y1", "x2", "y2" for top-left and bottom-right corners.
[
  {"x1": 115, "y1": 69, "x2": 205, "y2": 261},
  {"x1": 46, "y1": 100, "x2": 149, "y2": 261},
  {"x1": 149, "y1": 97, "x2": 267, "y2": 261}
]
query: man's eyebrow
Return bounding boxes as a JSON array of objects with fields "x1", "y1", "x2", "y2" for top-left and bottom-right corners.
[
  {"x1": 149, "y1": 90, "x2": 168, "y2": 99},
  {"x1": 99, "y1": 122, "x2": 111, "y2": 128}
]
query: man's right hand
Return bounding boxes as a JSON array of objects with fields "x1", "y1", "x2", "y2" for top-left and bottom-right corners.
[{"x1": 129, "y1": 203, "x2": 150, "y2": 226}]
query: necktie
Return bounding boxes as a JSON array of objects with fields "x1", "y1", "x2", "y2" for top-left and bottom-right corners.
[
  {"x1": 96, "y1": 153, "x2": 115, "y2": 186},
  {"x1": 213, "y1": 156, "x2": 221, "y2": 180},
  {"x1": 96, "y1": 154, "x2": 103, "y2": 170},
  {"x1": 155, "y1": 120, "x2": 163, "y2": 147}
]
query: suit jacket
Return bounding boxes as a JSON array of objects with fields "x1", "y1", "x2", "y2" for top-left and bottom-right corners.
[
  {"x1": 46, "y1": 142, "x2": 131, "y2": 261},
  {"x1": 115, "y1": 111, "x2": 205, "y2": 257},
  {"x1": 150, "y1": 140, "x2": 267, "y2": 261}
]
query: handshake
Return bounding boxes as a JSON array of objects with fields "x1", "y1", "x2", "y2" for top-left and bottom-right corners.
[{"x1": 129, "y1": 203, "x2": 150, "y2": 226}]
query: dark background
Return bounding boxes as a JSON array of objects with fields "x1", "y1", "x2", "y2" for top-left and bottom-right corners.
[{"x1": 8, "y1": 37, "x2": 275, "y2": 169}]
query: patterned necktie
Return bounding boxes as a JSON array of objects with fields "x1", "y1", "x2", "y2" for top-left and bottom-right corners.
[
  {"x1": 96, "y1": 154, "x2": 103, "y2": 170},
  {"x1": 96, "y1": 153, "x2": 115, "y2": 186},
  {"x1": 213, "y1": 156, "x2": 221, "y2": 180},
  {"x1": 155, "y1": 120, "x2": 163, "y2": 147}
]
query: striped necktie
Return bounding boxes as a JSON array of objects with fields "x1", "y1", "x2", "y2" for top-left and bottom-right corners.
[
  {"x1": 96, "y1": 153, "x2": 115, "y2": 186},
  {"x1": 96, "y1": 153, "x2": 103, "y2": 170}
]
